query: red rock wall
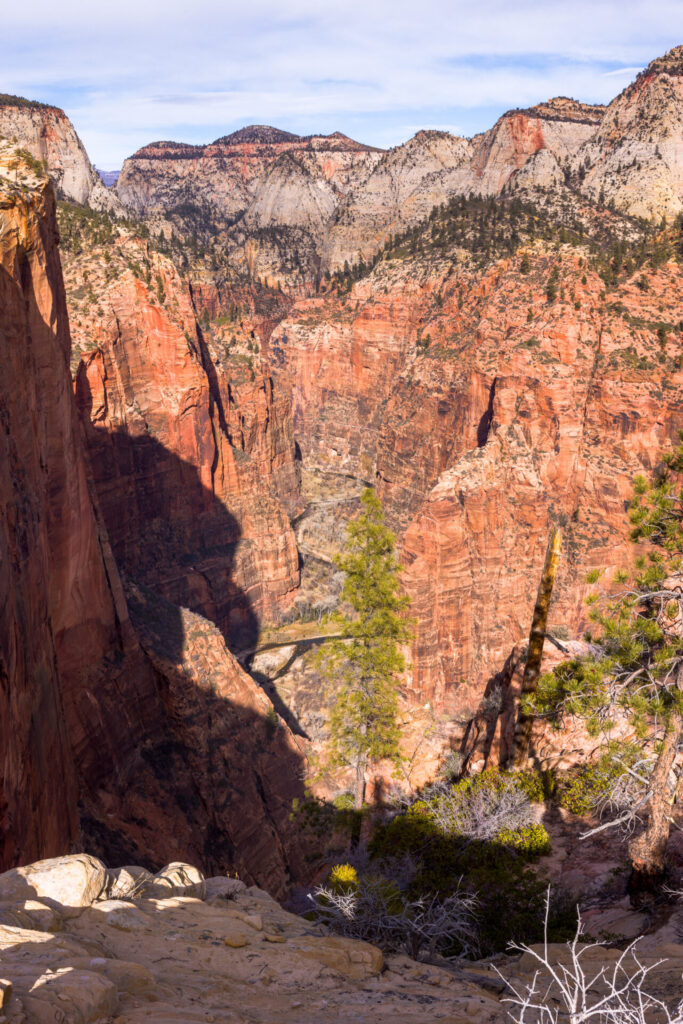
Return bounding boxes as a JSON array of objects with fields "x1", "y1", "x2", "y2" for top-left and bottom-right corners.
[
  {"x1": 273, "y1": 253, "x2": 683, "y2": 713},
  {"x1": 0, "y1": 163, "x2": 313, "y2": 890},
  {"x1": 74, "y1": 257, "x2": 300, "y2": 649},
  {"x1": 0, "y1": 171, "x2": 81, "y2": 867}
]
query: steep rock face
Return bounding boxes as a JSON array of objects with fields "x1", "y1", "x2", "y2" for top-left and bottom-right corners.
[
  {"x1": 65, "y1": 228, "x2": 300, "y2": 647},
  {"x1": 272, "y1": 250, "x2": 683, "y2": 713},
  {"x1": 0, "y1": 147, "x2": 167, "y2": 869},
  {"x1": 114, "y1": 99, "x2": 604, "y2": 282},
  {"x1": 115, "y1": 127, "x2": 382, "y2": 223},
  {"x1": 0, "y1": 150, "x2": 81, "y2": 867},
  {"x1": 574, "y1": 46, "x2": 683, "y2": 220},
  {"x1": 108, "y1": 582, "x2": 311, "y2": 894},
  {"x1": 470, "y1": 98, "x2": 605, "y2": 196},
  {"x1": 0, "y1": 96, "x2": 117, "y2": 209},
  {"x1": 323, "y1": 131, "x2": 473, "y2": 269},
  {"x1": 0, "y1": 149, "x2": 312, "y2": 891}
]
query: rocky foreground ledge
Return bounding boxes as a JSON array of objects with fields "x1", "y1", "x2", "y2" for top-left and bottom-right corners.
[{"x1": 0, "y1": 855, "x2": 681, "y2": 1024}]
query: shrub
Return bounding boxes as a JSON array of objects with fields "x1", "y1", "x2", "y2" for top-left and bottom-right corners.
[
  {"x1": 515, "y1": 767, "x2": 557, "y2": 803},
  {"x1": 327, "y1": 863, "x2": 358, "y2": 893},
  {"x1": 310, "y1": 873, "x2": 479, "y2": 960},
  {"x1": 365, "y1": 770, "x2": 561, "y2": 955},
  {"x1": 556, "y1": 745, "x2": 640, "y2": 816},
  {"x1": 430, "y1": 769, "x2": 536, "y2": 840},
  {"x1": 498, "y1": 822, "x2": 551, "y2": 858}
]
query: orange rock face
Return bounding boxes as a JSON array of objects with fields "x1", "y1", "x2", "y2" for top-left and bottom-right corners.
[
  {"x1": 67, "y1": 236, "x2": 300, "y2": 648},
  {"x1": 272, "y1": 250, "x2": 683, "y2": 716},
  {"x1": 0, "y1": 154, "x2": 313, "y2": 890}
]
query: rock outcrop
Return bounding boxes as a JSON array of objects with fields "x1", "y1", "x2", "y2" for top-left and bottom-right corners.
[
  {"x1": 473, "y1": 98, "x2": 604, "y2": 189},
  {"x1": 0, "y1": 853, "x2": 681, "y2": 1023},
  {"x1": 0, "y1": 148, "x2": 312, "y2": 891},
  {"x1": 0, "y1": 95, "x2": 119, "y2": 210},
  {"x1": 271, "y1": 245, "x2": 683, "y2": 715},
  {"x1": 573, "y1": 46, "x2": 683, "y2": 219},
  {"x1": 0, "y1": 143, "x2": 129, "y2": 868},
  {"x1": 323, "y1": 130, "x2": 474, "y2": 269},
  {"x1": 325, "y1": 99, "x2": 604, "y2": 269}
]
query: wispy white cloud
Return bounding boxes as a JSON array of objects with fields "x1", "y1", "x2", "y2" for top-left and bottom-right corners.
[
  {"x1": 601, "y1": 66, "x2": 644, "y2": 76},
  {"x1": 0, "y1": 0, "x2": 678, "y2": 166}
]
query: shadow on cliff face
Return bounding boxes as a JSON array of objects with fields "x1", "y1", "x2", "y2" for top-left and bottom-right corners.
[
  {"x1": 67, "y1": 374, "x2": 320, "y2": 886},
  {"x1": 76, "y1": 370, "x2": 259, "y2": 657}
]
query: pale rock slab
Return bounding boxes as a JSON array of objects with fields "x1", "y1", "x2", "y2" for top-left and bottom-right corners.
[{"x1": 0, "y1": 855, "x2": 108, "y2": 912}]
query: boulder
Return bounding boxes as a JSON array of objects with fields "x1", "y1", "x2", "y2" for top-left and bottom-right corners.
[
  {"x1": 21, "y1": 967, "x2": 118, "y2": 1024},
  {"x1": 75, "y1": 957, "x2": 157, "y2": 997},
  {"x1": 0, "y1": 855, "x2": 108, "y2": 911},
  {"x1": 143, "y1": 862, "x2": 206, "y2": 900},
  {"x1": 204, "y1": 876, "x2": 247, "y2": 901},
  {"x1": 89, "y1": 900, "x2": 152, "y2": 932},
  {"x1": 105, "y1": 864, "x2": 153, "y2": 900},
  {"x1": 294, "y1": 935, "x2": 383, "y2": 980}
]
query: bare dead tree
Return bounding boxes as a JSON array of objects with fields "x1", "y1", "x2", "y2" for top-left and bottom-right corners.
[
  {"x1": 308, "y1": 878, "x2": 479, "y2": 960},
  {"x1": 495, "y1": 891, "x2": 683, "y2": 1023},
  {"x1": 511, "y1": 526, "x2": 562, "y2": 767}
]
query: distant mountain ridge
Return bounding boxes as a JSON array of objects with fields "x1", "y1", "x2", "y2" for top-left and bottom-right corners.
[
  {"x1": 3, "y1": 45, "x2": 683, "y2": 282},
  {"x1": 95, "y1": 167, "x2": 120, "y2": 187}
]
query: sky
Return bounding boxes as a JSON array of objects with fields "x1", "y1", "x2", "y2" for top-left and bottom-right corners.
[{"x1": 1, "y1": 1, "x2": 681, "y2": 169}]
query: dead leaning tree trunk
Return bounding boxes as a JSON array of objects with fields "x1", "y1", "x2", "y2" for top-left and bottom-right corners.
[
  {"x1": 509, "y1": 526, "x2": 562, "y2": 768},
  {"x1": 627, "y1": 665, "x2": 683, "y2": 892}
]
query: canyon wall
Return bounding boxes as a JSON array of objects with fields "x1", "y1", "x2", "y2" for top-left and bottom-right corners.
[
  {"x1": 272, "y1": 249, "x2": 683, "y2": 714},
  {"x1": 60, "y1": 218, "x2": 301, "y2": 648},
  {"x1": 0, "y1": 151, "x2": 312, "y2": 891},
  {"x1": 0, "y1": 95, "x2": 119, "y2": 210},
  {"x1": 0, "y1": 148, "x2": 81, "y2": 867}
]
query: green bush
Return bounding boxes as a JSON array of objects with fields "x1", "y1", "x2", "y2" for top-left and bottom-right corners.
[
  {"x1": 514, "y1": 768, "x2": 557, "y2": 803},
  {"x1": 555, "y1": 744, "x2": 640, "y2": 816},
  {"x1": 367, "y1": 771, "x2": 559, "y2": 954},
  {"x1": 498, "y1": 822, "x2": 552, "y2": 857},
  {"x1": 332, "y1": 792, "x2": 355, "y2": 811}
]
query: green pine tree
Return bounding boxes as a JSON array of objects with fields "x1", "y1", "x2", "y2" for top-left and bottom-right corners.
[
  {"x1": 527, "y1": 435, "x2": 683, "y2": 888},
  {"x1": 322, "y1": 488, "x2": 413, "y2": 809}
]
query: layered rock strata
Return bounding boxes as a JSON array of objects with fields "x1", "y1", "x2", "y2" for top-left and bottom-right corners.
[
  {"x1": 0, "y1": 149, "x2": 311, "y2": 891},
  {"x1": 271, "y1": 248, "x2": 683, "y2": 716},
  {"x1": 115, "y1": 127, "x2": 382, "y2": 225},
  {"x1": 0, "y1": 95, "x2": 119, "y2": 210},
  {"x1": 62, "y1": 223, "x2": 300, "y2": 647},
  {"x1": 573, "y1": 46, "x2": 683, "y2": 220}
]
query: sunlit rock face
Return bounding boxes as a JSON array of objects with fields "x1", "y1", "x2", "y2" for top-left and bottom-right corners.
[
  {"x1": 272, "y1": 248, "x2": 683, "y2": 715},
  {"x1": 572, "y1": 47, "x2": 683, "y2": 220},
  {"x1": 64, "y1": 224, "x2": 301, "y2": 648},
  {"x1": 0, "y1": 95, "x2": 120, "y2": 210}
]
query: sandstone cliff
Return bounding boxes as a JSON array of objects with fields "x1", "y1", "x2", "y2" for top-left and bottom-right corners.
[
  {"x1": 115, "y1": 127, "x2": 381, "y2": 225},
  {"x1": 573, "y1": 46, "x2": 683, "y2": 220},
  {"x1": 270, "y1": 241, "x2": 683, "y2": 719},
  {"x1": 0, "y1": 146, "x2": 81, "y2": 867},
  {"x1": 324, "y1": 99, "x2": 605, "y2": 270},
  {"x1": 113, "y1": 99, "x2": 606, "y2": 284},
  {"x1": 0, "y1": 151, "x2": 313, "y2": 891},
  {"x1": 58, "y1": 212, "x2": 301, "y2": 647},
  {"x1": 0, "y1": 95, "x2": 119, "y2": 210}
]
